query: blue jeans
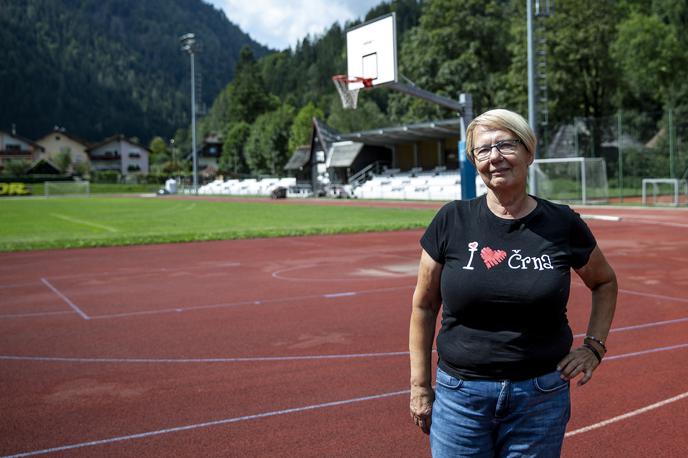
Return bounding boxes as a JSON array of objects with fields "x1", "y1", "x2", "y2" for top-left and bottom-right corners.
[{"x1": 430, "y1": 367, "x2": 570, "y2": 458}]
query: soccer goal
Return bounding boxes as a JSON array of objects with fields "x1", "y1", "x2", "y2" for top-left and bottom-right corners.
[
  {"x1": 641, "y1": 178, "x2": 688, "y2": 206},
  {"x1": 44, "y1": 181, "x2": 91, "y2": 197},
  {"x1": 532, "y1": 158, "x2": 608, "y2": 204}
]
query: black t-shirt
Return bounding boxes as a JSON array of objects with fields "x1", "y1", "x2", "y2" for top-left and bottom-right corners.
[{"x1": 420, "y1": 195, "x2": 596, "y2": 381}]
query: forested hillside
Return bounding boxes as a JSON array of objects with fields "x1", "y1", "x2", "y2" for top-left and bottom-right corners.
[
  {"x1": 190, "y1": 0, "x2": 688, "y2": 179},
  {"x1": 0, "y1": 0, "x2": 269, "y2": 143},
  {"x1": 3, "y1": 0, "x2": 687, "y2": 182}
]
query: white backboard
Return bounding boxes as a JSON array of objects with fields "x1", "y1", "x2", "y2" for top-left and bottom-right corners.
[{"x1": 346, "y1": 13, "x2": 397, "y2": 90}]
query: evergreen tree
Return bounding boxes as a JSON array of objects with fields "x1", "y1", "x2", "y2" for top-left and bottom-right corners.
[
  {"x1": 288, "y1": 103, "x2": 324, "y2": 154},
  {"x1": 0, "y1": 0, "x2": 268, "y2": 143},
  {"x1": 220, "y1": 121, "x2": 251, "y2": 175},
  {"x1": 244, "y1": 105, "x2": 295, "y2": 175},
  {"x1": 228, "y1": 46, "x2": 277, "y2": 124}
]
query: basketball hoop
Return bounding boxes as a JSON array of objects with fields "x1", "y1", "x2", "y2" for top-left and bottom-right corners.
[{"x1": 332, "y1": 75, "x2": 373, "y2": 110}]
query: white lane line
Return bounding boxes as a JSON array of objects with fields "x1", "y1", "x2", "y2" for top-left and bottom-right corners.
[
  {"x1": 619, "y1": 218, "x2": 688, "y2": 229},
  {"x1": 573, "y1": 316, "x2": 688, "y2": 339},
  {"x1": 40, "y1": 278, "x2": 90, "y2": 320},
  {"x1": 0, "y1": 351, "x2": 409, "y2": 364},
  {"x1": 619, "y1": 288, "x2": 688, "y2": 303},
  {"x1": 0, "y1": 281, "x2": 44, "y2": 290},
  {"x1": 572, "y1": 281, "x2": 688, "y2": 304},
  {"x1": 603, "y1": 343, "x2": 688, "y2": 361},
  {"x1": 0, "y1": 311, "x2": 73, "y2": 319},
  {"x1": 49, "y1": 213, "x2": 118, "y2": 232},
  {"x1": 565, "y1": 390, "x2": 688, "y2": 438},
  {"x1": 0, "y1": 389, "x2": 409, "y2": 458},
  {"x1": 581, "y1": 214, "x2": 622, "y2": 222},
  {"x1": 324, "y1": 292, "x2": 357, "y2": 298},
  {"x1": 89, "y1": 285, "x2": 413, "y2": 320},
  {"x1": 1, "y1": 284, "x2": 411, "y2": 321},
  {"x1": 606, "y1": 316, "x2": 688, "y2": 334},
  {"x1": 3, "y1": 342, "x2": 686, "y2": 366}
]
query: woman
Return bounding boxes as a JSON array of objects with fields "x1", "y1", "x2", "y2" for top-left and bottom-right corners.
[{"x1": 409, "y1": 109, "x2": 617, "y2": 457}]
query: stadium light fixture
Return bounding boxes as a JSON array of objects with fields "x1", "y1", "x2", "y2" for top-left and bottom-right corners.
[{"x1": 180, "y1": 33, "x2": 198, "y2": 193}]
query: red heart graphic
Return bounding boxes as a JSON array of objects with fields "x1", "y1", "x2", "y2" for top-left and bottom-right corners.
[{"x1": 480, "y1": 246, "x2": 507, "y2": 269}]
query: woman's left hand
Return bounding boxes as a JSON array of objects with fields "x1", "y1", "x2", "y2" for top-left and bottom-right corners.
[{"x1": 556, "y1": 346, "x2": 601, "y2": 386}]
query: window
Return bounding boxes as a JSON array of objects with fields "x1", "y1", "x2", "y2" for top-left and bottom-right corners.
[{"x1": 129, "y1": 151, "x2": 141, "y2": 158}]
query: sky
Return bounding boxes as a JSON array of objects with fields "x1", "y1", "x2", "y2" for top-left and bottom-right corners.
[{"x1": 207, "y1": 0, "x2": 383, "y2": 50}]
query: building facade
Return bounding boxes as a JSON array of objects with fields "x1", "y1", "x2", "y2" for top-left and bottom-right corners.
[
  {"x1": 87, "y1": 135, "x2": 149, "y2": 176},
  {"x1": 35, "y1": 127, "x2": 91, "y2": 170},
  {"x1": 0, "y1": 130, "x2": 45, "y2": 172}
]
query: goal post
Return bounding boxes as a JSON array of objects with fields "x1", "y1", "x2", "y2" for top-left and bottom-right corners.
[
  {"x1": 44, "y1": 181, "x2": 91, "y2": 197},
  {"x1": 532, "y1": 158, "x2": 608, "y2": 204}
]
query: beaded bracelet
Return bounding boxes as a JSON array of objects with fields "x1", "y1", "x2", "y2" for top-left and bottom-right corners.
[
  {"x1": 584, "y1": 335, "x2": 607, "y2": 353},
  {"x1": 582, "y1": 342, "x2": 602, "y2": 363}
]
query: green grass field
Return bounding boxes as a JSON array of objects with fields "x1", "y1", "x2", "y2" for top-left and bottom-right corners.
[{"x1": 0, "y1": 197, "x2": 438, "y2": 251}]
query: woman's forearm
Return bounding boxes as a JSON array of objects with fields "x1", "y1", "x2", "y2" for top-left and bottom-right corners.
[
  {"x1": 409, "y1": 305, "x2": 439, "y2": 388},
  {"x1": 586, "y1": 278, "x2": 617, "y2": 342}
]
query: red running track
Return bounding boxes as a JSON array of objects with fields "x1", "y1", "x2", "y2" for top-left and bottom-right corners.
[{"x1": 1, "y1": 205, "x2": 688, "y2": 457}]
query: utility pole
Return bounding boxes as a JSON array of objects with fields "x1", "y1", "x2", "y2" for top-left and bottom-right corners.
[
  {"x1": 527, "y1": 0, "x2": 537, "y2": 196},
  {"x1": 180, "y1": 33, "x2": 198, "y2": 193}
]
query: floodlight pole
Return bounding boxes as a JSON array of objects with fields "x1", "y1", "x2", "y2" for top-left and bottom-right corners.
[
  {"x1": 527, "y1": 0, "x2": 538, "y2": 196},
  {"x1": 180, "y1": 33, "x2": 198, "y2": 194}
]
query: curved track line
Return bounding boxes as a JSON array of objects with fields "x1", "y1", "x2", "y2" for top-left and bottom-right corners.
[
  {"x1": 572, "y1": 281, "x2": 688, "y2": 304},
  {"x1": 2, "y1": 342, "x2": 686, "y2": 366},
  {"x1": 0, "y1": 351, "x2": 408, "y2": 364},
  {"x1": 0, "y1": 311, "x2": 73, "y2": 319},
  {"x1": 572, "y1": 316, "x2": 688, "y2": 338},
  {"x1": 4, "y1": 377, "x2": 687, "y2": 457},
  {"x1": 88, "y1": 285, "x2": 414, "y2": 319},
  {"x1": 0, "y1": 389, "x2": 410, "y2": 458},
  {"x1": 271, "y1": 264, "x2": 407, "y2": 282},
  {"x1": 565, "y1": 390, "x2": 688, "y2": 438}
]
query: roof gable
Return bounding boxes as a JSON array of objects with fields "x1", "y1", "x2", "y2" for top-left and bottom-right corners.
[{"x1": 86, "y1": 134, "x2": 150, "y2": 152}]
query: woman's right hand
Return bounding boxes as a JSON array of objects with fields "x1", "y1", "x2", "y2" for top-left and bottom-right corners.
[{"x1": 410, "y1": 385, "x2": 434, "y2": 434}]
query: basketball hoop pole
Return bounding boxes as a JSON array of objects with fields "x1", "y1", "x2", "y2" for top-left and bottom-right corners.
[
  {"x1": 458, "y1": 93, "x2": 476, "y2": 200},
  {"x1": 387, "y1": 82, "x2": 464, "y2": 112}
]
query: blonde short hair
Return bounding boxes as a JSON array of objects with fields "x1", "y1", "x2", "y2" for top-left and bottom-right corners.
[{"x1": 465, "y1": 109, "x2": 537, "y2": 162}]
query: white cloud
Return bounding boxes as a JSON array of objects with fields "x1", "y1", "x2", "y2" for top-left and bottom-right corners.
[{"x1": 208, "y1": 0, "x2": 381, "y2": 49}]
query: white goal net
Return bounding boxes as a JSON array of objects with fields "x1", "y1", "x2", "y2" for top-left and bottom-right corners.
[
  {"x1": 44, "y1": 181, "x2": 91, "y2": 197},
  {"x1": 532, "y1": 158, "x2": 608, "y2": 204}
]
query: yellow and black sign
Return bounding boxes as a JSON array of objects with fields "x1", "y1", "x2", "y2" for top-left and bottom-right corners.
[{"x1": 0, "y1": 182, "x2": 32, "y2": 196}]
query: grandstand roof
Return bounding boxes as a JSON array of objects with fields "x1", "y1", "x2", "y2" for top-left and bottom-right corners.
[
  {"x1": 312, "y1": 118, "x2": 340, "y2": 152},
  {"x1": 327, "y1": 142, "x2": 364, "y2": 168},
  {"x1": 284, "y1": 146, "x2": 310, "y2": 170},
  {"x1": 337, "y1": 118, "x2": 461, "y2": 146}
]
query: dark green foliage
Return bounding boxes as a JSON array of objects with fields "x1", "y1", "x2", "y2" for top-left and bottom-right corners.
[
  {"x1": 0, "y1": 0, "x2": 268, "y2": 143},
  {"x1": 220, "y1": 121, "x2": 251, "y2": 176},
  {"x1": 288, "y1": 102, "x2": 324, "y2": 153},
  {"x1": 244, "y1": 105, "x2": 296, "y2": 175},
  {"x1": 6, "y1": 0, "x2": 688, "y2": 182}
]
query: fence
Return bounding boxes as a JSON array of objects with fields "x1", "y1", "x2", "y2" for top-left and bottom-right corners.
[{"x1": 541, "y1": 109, "x2": 688, "y2": 204}]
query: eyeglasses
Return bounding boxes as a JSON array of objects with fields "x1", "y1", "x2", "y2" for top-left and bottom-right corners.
[{"x1": 472, "y1": 139, "x2": 523, "y2": 162}]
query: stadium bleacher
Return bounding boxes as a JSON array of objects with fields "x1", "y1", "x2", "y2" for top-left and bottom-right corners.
[
  {"x1": 196, "y1": 177, "x2": 296, "y2": 196},
  {"x1": 352, "y1": 170, "x2": 486, "y2": 200},
  {"x1": 193, "y1": 168, "x2": 486, "y2": 201}
]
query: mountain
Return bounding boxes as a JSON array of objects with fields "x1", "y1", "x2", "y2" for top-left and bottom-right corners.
[{"x1": 0, "y1": 0, "x2": 269, "y2": 144}]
